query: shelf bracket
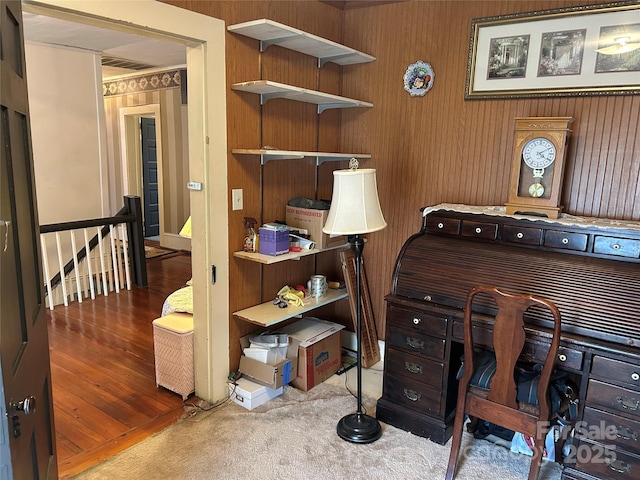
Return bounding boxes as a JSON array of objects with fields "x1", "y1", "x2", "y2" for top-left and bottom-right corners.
[
  {"x1": 318, "y1": 103, "x2": 355, "y2": 114},
  {"x1": 316, "y1": 155, "x2": 353, "y2": 166},
  {"x1": 318, "y1": 53, "x2": 353, "y2": 68},
  {"x1": 260, "y1": 153, "x2": 305, "y2": 165},
  {"x1": 259, "y1": 35, "x2": 297, "y2": 52}
]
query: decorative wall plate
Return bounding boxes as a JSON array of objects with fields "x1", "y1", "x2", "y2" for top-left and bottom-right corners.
[{"x1": 403, "y1": 61, "x2": 435, "y2": 96}]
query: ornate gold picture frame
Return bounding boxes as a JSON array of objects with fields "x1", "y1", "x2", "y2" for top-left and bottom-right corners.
[{"x1": 465, "y1": 1, "x2": 640, "y2": 99}]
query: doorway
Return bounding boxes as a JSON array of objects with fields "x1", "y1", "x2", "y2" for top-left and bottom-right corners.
[
  {"x1": 20, "y1": 0, "x2": 230, "y2": 474},
  {"x1": 119, "y1": 105, "x2": 164, "y2": 242}
]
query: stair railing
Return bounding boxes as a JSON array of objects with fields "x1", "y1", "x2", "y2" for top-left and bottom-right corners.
[{"x1": 39, "y1": 196, "x2": 147, "y2": 310}]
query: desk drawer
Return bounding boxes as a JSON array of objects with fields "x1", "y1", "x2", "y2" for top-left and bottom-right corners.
[
  {"x1": 594, "y1": 236, "x2": 640, "y2": 259},
  {"x1": 502, "y1": 225, "x2": 542, "y2": 246},
  {"x1": 461, "y1": 220, "x2": 497, "y2": 240},
  {"x1": 426, "y1": 216, "x2": 459, "y2": 235},
  {"x1": 592, "y1": 356, "x2": 640, "y2": 389},
  {"x1": 387, "y1": 327, "x2": 446, "y2": 360},
  {"x1": 544, "y1": 230, "x2": 588, "y2": 251},
  {"x1": 572, "y1": 437, "x2": 640, "y2": 480},
  {"x1": 385, "y1": 348, "x2": 444, "y2": 389},
  {"x1": 523, "y1": 341, "x2": 583, "y2": 371},
  {"x1": 387, "y1": 305, "x2": 448, "y2": 337},
  {"x1": 383, "y1": 374, "x2": 441, "y2": 415},
  {"x1": 587, "y1": 380, "x2": 640, "y2": 421},
  {"x1": 581, "y1": 406, "x2": 640, "y2": 457}
]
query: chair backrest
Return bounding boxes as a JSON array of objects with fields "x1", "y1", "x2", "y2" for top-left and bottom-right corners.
[{"x1": 461, "y1": 285, "x2": 562, "y2": 414}]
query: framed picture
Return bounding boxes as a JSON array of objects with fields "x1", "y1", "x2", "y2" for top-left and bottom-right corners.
[{"x1": 465, "y1": 1, "x2": 640, "y2": 99}]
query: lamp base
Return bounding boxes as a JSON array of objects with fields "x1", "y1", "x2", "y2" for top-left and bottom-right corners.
[{"x1": 336, "y1": 412, "x2": 382, "y2": 444}]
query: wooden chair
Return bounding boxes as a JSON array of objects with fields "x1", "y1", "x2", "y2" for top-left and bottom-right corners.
[{"x1": 445, "y1": 286, "x2": 562, "y2": 480}]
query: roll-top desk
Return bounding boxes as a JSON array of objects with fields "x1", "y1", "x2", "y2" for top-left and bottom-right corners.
[{"x1": 376, "y1": 204, "x2": 640, "y2": 480}]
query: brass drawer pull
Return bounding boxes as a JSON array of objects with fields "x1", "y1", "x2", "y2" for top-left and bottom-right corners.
[
  {"x1": 616, "y1": 396, "x2": 640, "y2": 411},
  {"x1": 605, "y1": 457, "x2": 631, "y2": 474},
  {"x1": 405, "y1": 362, "x2": 423, "y2": 375},
  {"x1": 403, "y1": 388, "x2": 421, "y2": 402},
  {"x1": 406, "y1": 336, "x2": 425, "y2": 350},
  {"x1": 615, "y1": 425, "x2": 638, "y2": 441}
]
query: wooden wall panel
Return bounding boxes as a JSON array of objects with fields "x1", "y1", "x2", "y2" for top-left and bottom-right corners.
[
  {"x1": 341, "y1": 0, "x2": 640, "y2": 339},
  {"x1": 164, "y1": 0, "x2": 639, "y2": 366}
]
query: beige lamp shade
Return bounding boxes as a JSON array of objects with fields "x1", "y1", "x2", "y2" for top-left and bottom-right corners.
[
  {"x1": 179, "y1": 216, "x2": 192, "y2": 238},
  {"x1": 323, "y1": 168, "x2": 387, "y2": 235}
]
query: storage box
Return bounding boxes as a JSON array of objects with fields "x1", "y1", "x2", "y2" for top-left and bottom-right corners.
[
  {"x1": 285, "y1": 206, "x2": 344, "y2": 249},
  {"x1": 258, "y1": 227, "x2": 289, "y2": 256},
  {"x1": 280, "y1": 317, "x2": 345, "y2": 391},
  {"x1": 152, "y1": 313, "x2": 194, "y2": 400},
  {"x1": 238, "y1": 334, "x2": 299, "y2": 389},
  {"x1": 229, "y1": 377, "x2": 283, "y2": 410}
]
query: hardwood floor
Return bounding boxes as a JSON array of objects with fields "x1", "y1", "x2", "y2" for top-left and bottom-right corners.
[{"x1": 47, "y1": 249, "x2": 193, "y2": 479}]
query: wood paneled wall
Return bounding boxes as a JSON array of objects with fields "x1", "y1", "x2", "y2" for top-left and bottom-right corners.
[
  {"x1": 340, "y1": 0, "x2": 640, "y2": 340},
  {"x1": 165, "y1": 1, "x2": 639, "y2": 368}
]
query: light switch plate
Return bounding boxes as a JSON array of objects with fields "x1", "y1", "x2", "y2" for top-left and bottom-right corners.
[{"x1": 232, "y1": 189, "x2": 243, "y2": 211}]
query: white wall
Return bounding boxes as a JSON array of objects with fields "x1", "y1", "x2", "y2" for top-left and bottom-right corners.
[{"x1": 25, "y1": 42, "x2": 108, "y2": 225}]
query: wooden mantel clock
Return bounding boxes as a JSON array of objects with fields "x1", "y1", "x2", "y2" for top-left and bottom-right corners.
[{"x1": 505, "y1": 117, "x2": 573, "y2": 219}]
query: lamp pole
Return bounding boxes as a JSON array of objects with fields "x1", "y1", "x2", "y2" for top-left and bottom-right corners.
[{"x1": 336, "y1": 234, "x2": 382, "y2": 443}]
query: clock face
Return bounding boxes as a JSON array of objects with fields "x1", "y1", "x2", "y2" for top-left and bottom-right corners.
[{"x1": 522, "y1": 137, "x2": 556, "y2": 169}]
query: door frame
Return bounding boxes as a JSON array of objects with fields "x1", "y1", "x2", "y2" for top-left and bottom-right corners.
[
  {"x1": 118, "y1": 105, "x2": 168, "y2": 243},
  {"x1": 23, "y1": 0, "x2": 230, "y2": 403}
]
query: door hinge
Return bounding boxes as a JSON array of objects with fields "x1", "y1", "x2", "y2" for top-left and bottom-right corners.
[{"x1": 211, "y1": 265, "x2": 216, "y2": 284}]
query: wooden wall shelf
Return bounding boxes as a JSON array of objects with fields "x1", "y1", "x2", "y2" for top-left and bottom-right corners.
[
  {"x1": 232, "y1": 149, "x2": 370, "y2": 166},
  {"x1": 233, "y1": 243, "x2": 349, "y2": 264},
  {"x1": 233, "y1": 288, "x2": 348, "y2": 327},
  {"x1": 231, "y1": 80, "x2": 373, "y2": 113},
  {"x1": 227, "y1": 19, "x2": 375, "y2": 67}
]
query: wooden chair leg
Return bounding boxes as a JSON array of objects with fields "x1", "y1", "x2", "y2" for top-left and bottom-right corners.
[
  {"x1": 445, "y1": 405, "x2": 467, "y2": 480},
  {"x1": 527, "y1": 443, "x2": 544, "y2": 480}
]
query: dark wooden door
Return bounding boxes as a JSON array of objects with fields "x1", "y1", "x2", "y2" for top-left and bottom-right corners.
[
  {"x1": 141, "y1": 117, "x2": 159, "y2": 238},
  {"x1": 0, "y1": 2, "x2": 57, "y2": 477}
]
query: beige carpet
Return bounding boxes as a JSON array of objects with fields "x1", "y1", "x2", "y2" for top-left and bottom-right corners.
[{"x1": 72, "y1": 383, "x2": 562, "y2": 479}]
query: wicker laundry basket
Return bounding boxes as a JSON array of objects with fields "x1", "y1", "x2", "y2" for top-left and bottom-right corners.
[{"x1": 152, "y1": 312, "x2": 194, "y2": 400}]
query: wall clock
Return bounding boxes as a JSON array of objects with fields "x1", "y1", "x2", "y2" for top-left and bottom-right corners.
[{"x1": 505, "y1": 117, "x2": 573, "y2": 219}]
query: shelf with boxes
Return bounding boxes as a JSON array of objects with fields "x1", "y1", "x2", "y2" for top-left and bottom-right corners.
[
  {"x1": 233, "y1": 242, "x2": 348, "y2": 265},
  {"x1": 229, "y1": 19, "x2": 373, "y2": 329}
]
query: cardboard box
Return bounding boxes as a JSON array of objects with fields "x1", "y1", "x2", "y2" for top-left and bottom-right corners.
[
  {"x1": 229, "y1": 377, "x2": 283, "y2": 410},
  {"x1": 280, "y1": 317, "x2": 345, "y2": 391},
  {"x1": 258, "y1": 227, "x2": 289, "y2": 256},
  {"x1": 238, "y1": 334, "x2": 298, "y2": 389},
  {"x1": 285, "y1": 206, "x2": 344, "y2": 249}
]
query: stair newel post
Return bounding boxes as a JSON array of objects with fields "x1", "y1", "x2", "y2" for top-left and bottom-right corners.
[{"x1": 125, "y1": 195, "x2": 148, "y2": 287}]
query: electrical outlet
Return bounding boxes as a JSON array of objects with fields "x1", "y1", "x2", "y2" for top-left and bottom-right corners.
[{"x1": 232, "y1": 189, "x2": 243, "y2": 211}]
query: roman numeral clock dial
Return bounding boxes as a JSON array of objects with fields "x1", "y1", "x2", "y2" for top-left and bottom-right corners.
[{"x1": 506, "y1": 117, "x2": 573, "y2": 219}]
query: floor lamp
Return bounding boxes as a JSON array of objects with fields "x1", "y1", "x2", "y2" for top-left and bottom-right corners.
[{"x1": 323, "y1": 163, "x2": 387, "y2": 444}]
